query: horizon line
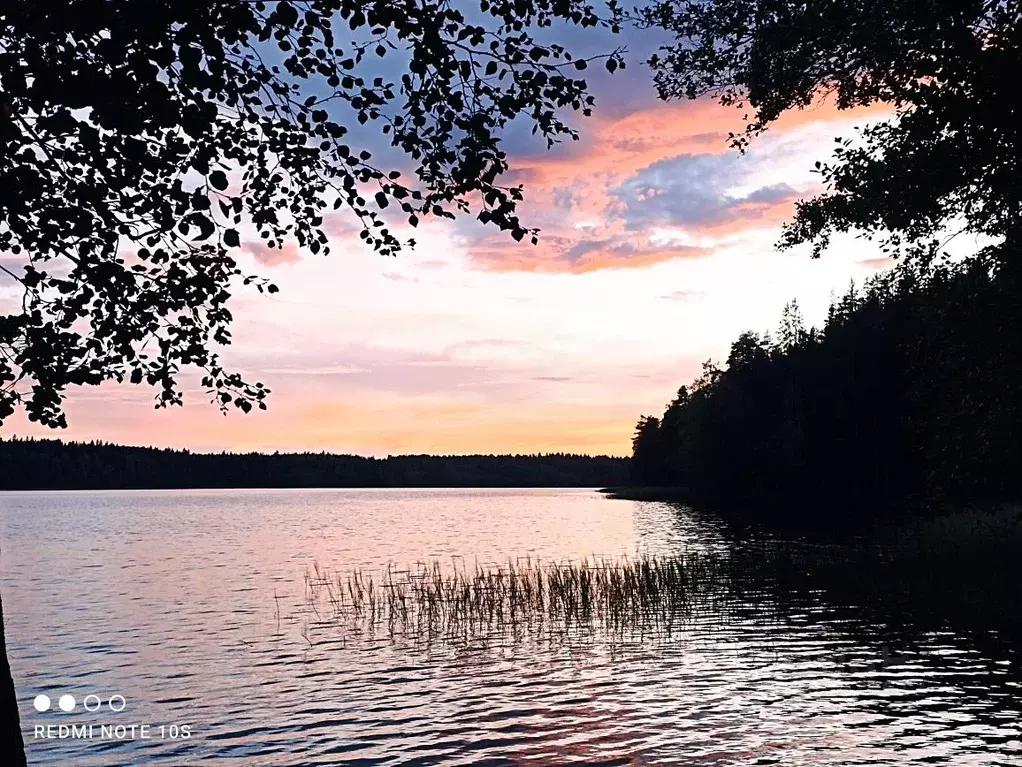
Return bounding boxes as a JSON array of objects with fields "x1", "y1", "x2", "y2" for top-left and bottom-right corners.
[{"x1": 0, "y1": 436, "x2": 631, "y2": 461}]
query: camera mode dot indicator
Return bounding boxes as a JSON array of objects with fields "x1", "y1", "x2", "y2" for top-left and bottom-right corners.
[
  {"x1": 33, "y1": 695, "x2": 50, "y2": 712},
  {"x1": 58, "y1": 694, "x2": 76, "y2": 712}
]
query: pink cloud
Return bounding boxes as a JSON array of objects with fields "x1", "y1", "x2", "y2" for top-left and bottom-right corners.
[
  {"x1": 859, "y1": 257, "x2": 896, "y2": 271},
  {"x1": 459, "y1": 97, "x2": 891, "y2": 274},
  {"x1": 661, "y1": 289, "x2": 707, "y2": 302},
  {"x1": 382, "y1": 271, "x2": 419, "y2": 283},
  {"x1": 244, "y1": 241, "x2": 301, "y2": 267},
  {"x1": 466, "y1": 230, "x2": 712, "y2": 274}
]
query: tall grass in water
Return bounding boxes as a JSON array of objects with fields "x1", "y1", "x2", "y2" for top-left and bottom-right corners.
[
  {"x1": 303, "y1": 553, "x2": 785, "y2": 644},
  {"x1": 300, "y1": 510, "x2": 1022, "y2": 647}
]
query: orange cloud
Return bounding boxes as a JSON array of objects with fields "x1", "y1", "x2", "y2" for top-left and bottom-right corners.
[
  {"x1": 512, "y1": 97, "x2": 888, "y2": 195},
  {"x1": 466, "y1": 231, "x2": 712, "y2": 274},
  {"x1": 462, "y1": 96, "x2": 892, "y2": 274}
]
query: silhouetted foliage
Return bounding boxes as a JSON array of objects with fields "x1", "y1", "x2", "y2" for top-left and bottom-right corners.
[
  {"x1": 0, "y1": 438, "x2": 629, "y2": 490},
  {"x1": 640, "y1": 0, "x2": 1022, "y2": 264},
  {"x1": 630, "y1": 256, "x2": 1022, "y2": 517},
  {"x1": 630, "y1": 415, "x2": 663, "y2": 485},
  {"x1": 0, "y1": 0, "x2": 625, "y2": 428}
]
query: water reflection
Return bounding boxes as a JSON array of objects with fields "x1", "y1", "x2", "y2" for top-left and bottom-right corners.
[{"x1": 1, "y1": 489, "x2": 1019, "y2": 765}]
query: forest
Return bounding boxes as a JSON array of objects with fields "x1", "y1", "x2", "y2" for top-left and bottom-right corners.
[
  {"x1": 630, "y1": 255, "x2": 1022, "y2": 519},
  {"x1": 0, "y1": 439, "x2": 629, "y2": 490}
]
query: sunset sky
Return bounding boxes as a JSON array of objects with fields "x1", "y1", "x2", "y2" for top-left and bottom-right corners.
[{"x1": 2, "y1": 27, "x2": 956, "y2": 457}]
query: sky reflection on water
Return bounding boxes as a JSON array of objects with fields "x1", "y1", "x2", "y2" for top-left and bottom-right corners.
[{"x1": 1, "y1": 489, "x2": 1019, "y2": 765}]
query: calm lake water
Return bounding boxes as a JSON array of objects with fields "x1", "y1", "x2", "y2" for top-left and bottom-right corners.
[{"x1": 1, "y1": 489, "x2": 1019, "y2": 765}]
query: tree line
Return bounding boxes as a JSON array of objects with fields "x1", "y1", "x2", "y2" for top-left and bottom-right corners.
[
  {"x1": 630, "y1": 255, "x2": 1022, "y2": 519},
  {"x1": 0, "y1": 438, "x2": 629, "y2": 490}
]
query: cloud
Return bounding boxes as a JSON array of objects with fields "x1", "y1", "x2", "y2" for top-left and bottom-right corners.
[
  {"x1": 238, "y1": 343, "x2": 564, "y2": 403},
  {"x1": 261, "y1": 364, "x2": 370, "y2": 376},
  {"x1": 0, "y1": 251, "x2": 27, "y2": 267},
  {"x1": 552, "y1": 185, "x2": 587, "y2": 210},
  {"x1": 610, "y1": 153, "x2": 801, "y2": 231},
  {"x1": 416, "y1": 258, "x2": 449, "y2": 270},
  {"x1": 244, "y1": 241, "x2": 301, "y2": 267},
  {"x1": 558, "y1": 234, "x2": 711, "y2": 268},
  {"x1": 661, "y1": 289, "x2": 707, "y2": 302},
  {"x1": 465, "y1": 229, "x2": 711, "y2": 273},
  {"x1": 444, "y1": 338, "x2": 530, "y2": 355},
  {"x1": 455, "y1": 96, "x2": 891, "y2": 274},
  {"x1": 382, "y1": 271, "x2": 419, "y2": 283},
  {"x1": 859, "y1": 257, "x2": 896, "y2": 271}
]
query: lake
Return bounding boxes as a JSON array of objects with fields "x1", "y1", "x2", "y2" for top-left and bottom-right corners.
[{"x1": 1, "y1": 489, "x2": 1019, "y2": 765}]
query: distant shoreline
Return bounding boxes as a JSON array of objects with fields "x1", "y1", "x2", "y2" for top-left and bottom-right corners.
[
  {"x1": 2, "y1": 486, "x2": 611, "y2": 493},
  {"x1": 0, "y1": 438, "x2": 631, "y2": 491}
]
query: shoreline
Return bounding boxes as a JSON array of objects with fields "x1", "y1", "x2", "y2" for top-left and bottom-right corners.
[{"x1": 599, "y1": 486, "x2": 691, "y2": 502}]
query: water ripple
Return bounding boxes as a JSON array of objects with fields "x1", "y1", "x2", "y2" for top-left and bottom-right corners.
[{"x1": 1, "y1": 489, "x2": 1019, "y2": 765}]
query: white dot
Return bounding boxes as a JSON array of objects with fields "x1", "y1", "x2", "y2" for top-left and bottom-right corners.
[
  {"x1": 33, "y1": 695, "x2": 50, "y2": 712},
  {"x1": 83, "y1": 694, "x2": 101, "y2": 712},
  {"x1": 58, "y1": 694, "x2": 75, "y2": 712},
  {"x1": 108, "y1": 695, "x2": 126, "y2": 712}
]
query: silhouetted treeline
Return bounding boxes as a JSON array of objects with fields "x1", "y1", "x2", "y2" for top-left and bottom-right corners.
[
  {"x1": 631, "y1": 257, "x2": 1022, "y2": 517},
  {"x1": 0, "y1": 439, "x2": 629, "y2": 490}
]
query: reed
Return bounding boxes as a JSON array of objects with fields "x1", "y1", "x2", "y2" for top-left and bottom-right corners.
[
  {"x1": 298, "y1": 519, "x2": 1022, "y2": 647},
  {"x1": 302, "y1": 552, "x2": 785, "y2": 644}
]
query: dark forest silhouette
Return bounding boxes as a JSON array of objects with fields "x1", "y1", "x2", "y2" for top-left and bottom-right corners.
[
  {"x1": 628, "y1": 0, "x2": 1022, "y2": 524},
  {"x1": 0, "y1": 438, "x2": 629, "y2": 490},
  {"x1": 630, "y1": 256, "x2": 1022, "y2": 518}
]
